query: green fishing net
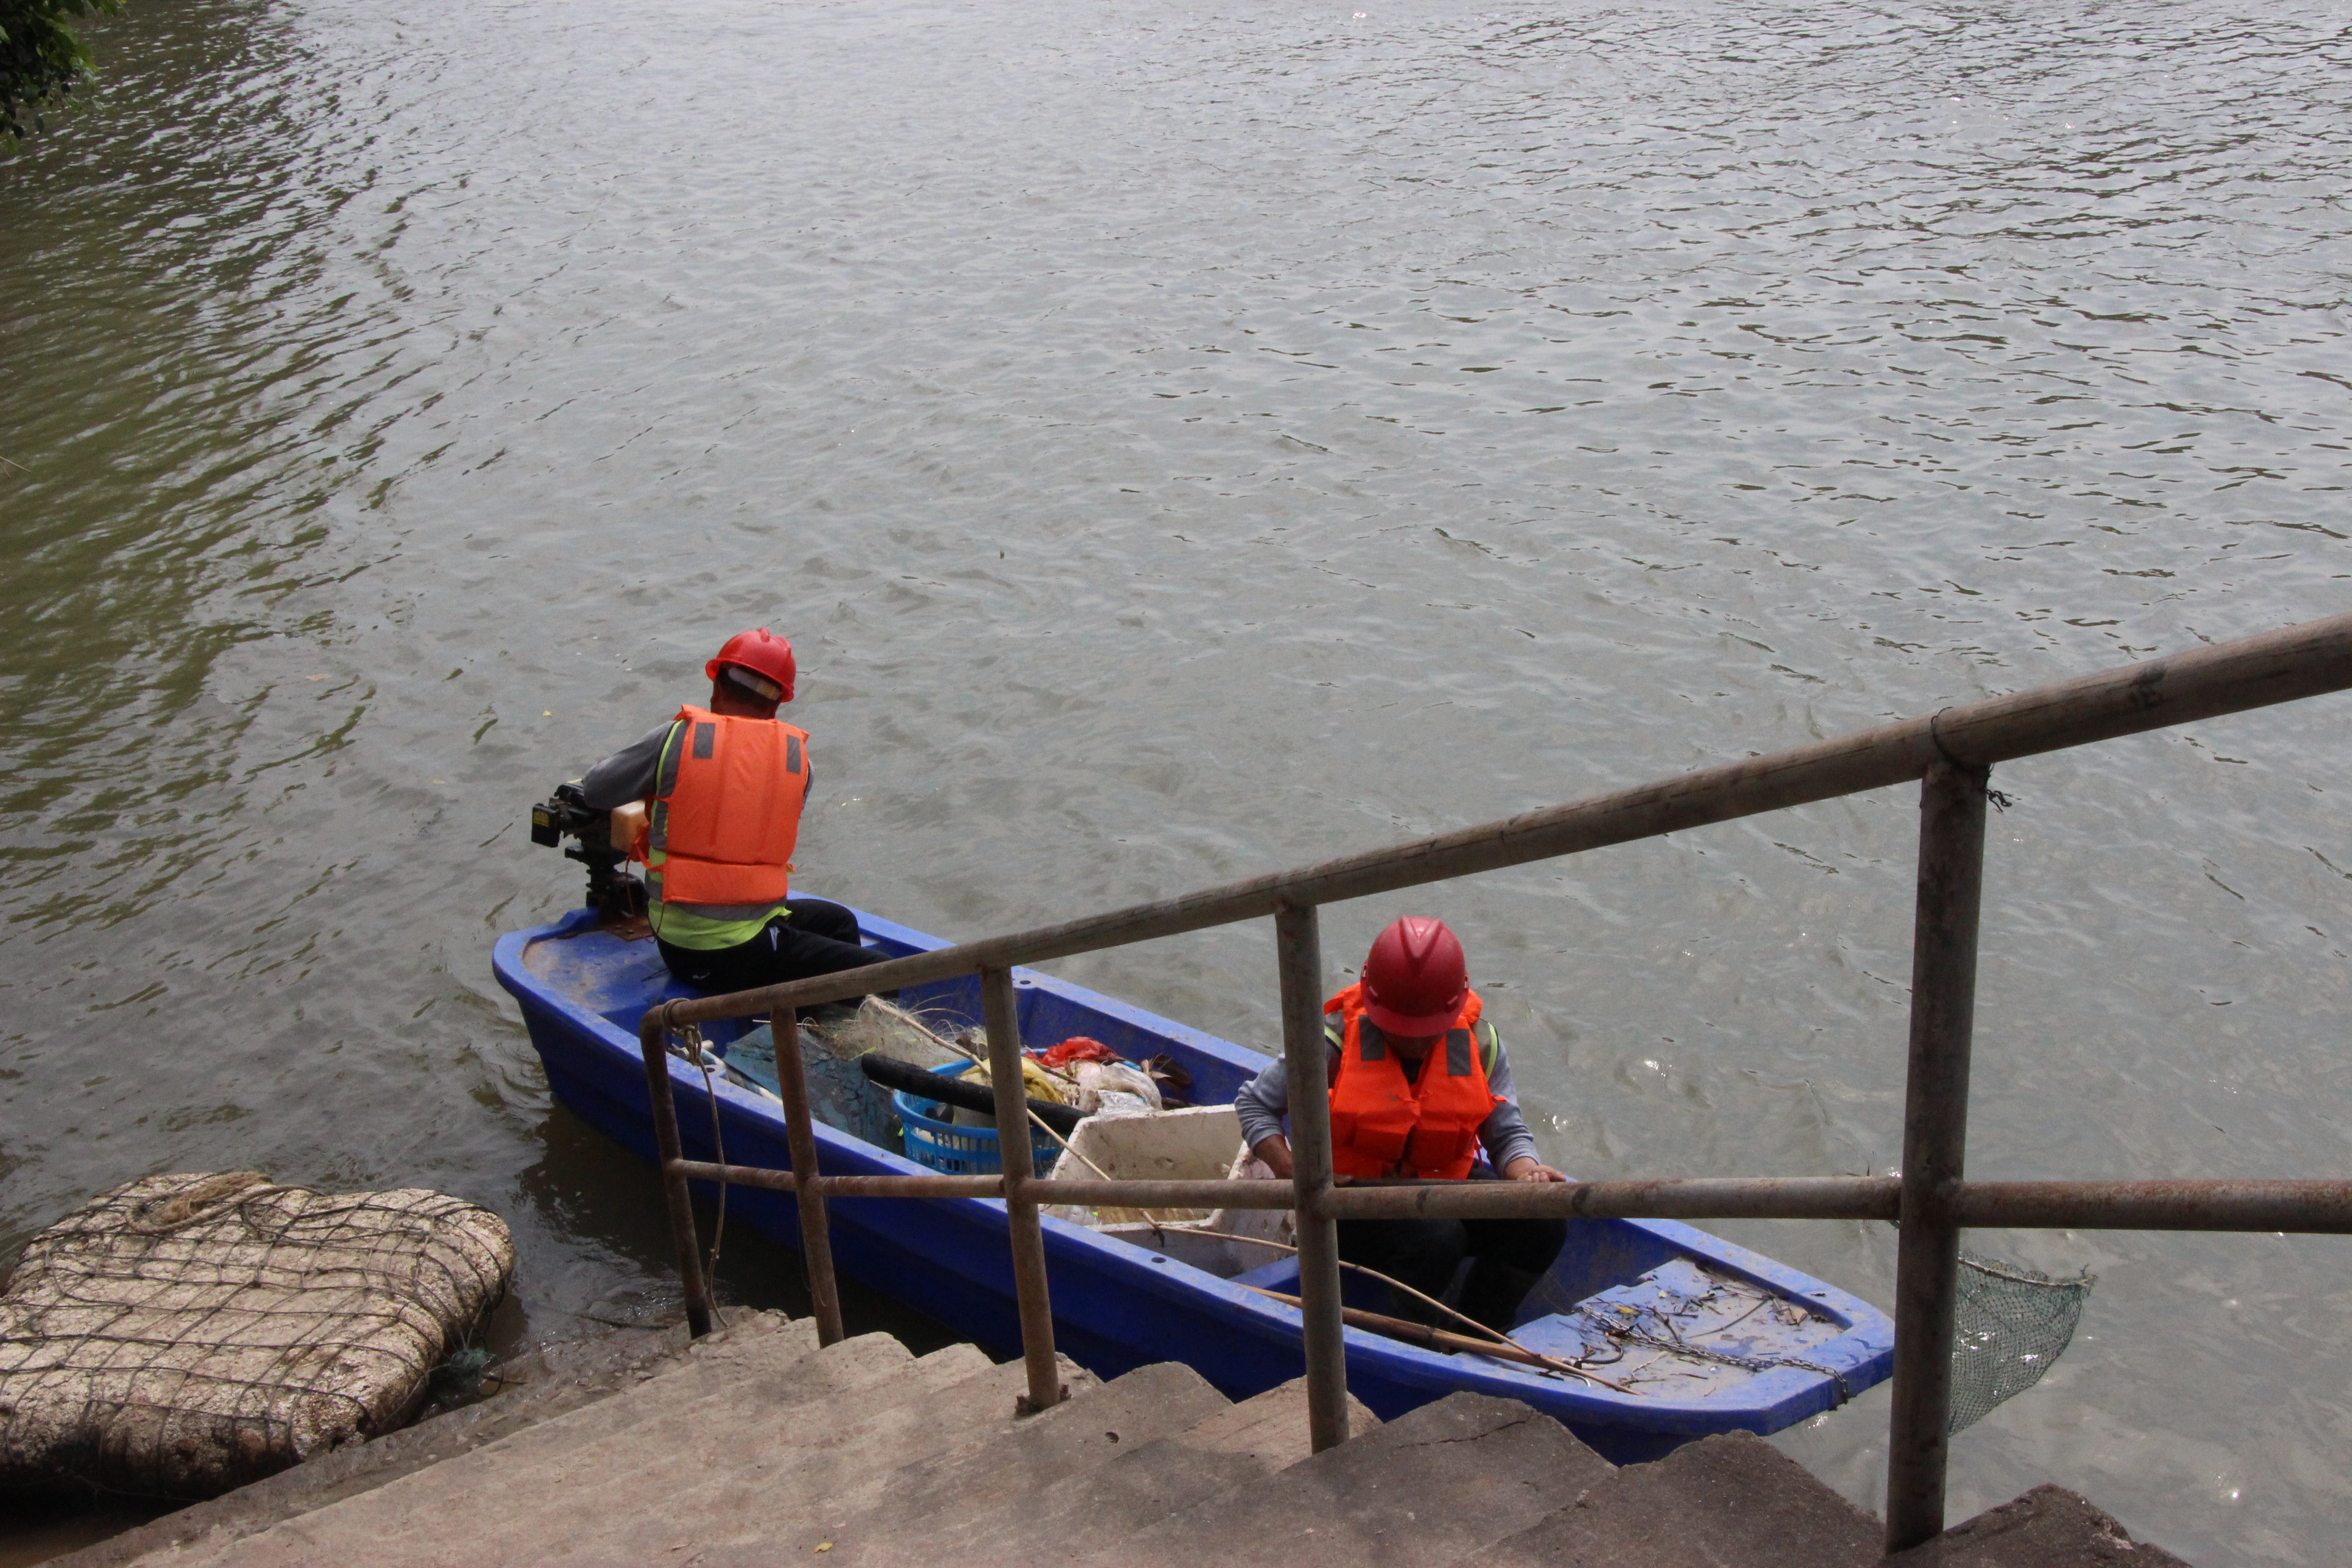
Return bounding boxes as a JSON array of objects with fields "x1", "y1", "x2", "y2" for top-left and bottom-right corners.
[{"x1": 1949, "y1": 1251, "x2": 2095, "y2": 1434}]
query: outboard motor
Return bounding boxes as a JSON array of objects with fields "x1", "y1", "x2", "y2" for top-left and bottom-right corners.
[{"x1": 529, "y1": 782, "x2": 648, "y2": 923}]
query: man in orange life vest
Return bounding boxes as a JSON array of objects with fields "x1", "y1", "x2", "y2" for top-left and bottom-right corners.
[
  {"x1": 1234, "y1": 916, "x2": 1568, "y2": 1331},
  {"x1": 579, "y1": 629, "x2": 881, "y2": 999}
]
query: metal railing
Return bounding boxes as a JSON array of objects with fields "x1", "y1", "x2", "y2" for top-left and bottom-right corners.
[{"x1": 632, "y1": 612, "x2": 2352, "y2": 1553}]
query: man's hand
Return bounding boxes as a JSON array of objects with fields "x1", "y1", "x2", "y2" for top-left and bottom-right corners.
[
  {"x1": 1504, "y1": 1156, "x2": 1567, "y2": 1184},
  {"x1": 1252, "y1": 1135, "x2": 1295, "y2": 1180}
]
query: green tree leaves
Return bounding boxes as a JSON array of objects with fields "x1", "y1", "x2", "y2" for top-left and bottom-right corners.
[{"x1": 1, "y1": 0, "x2": 124, "y2": 145}]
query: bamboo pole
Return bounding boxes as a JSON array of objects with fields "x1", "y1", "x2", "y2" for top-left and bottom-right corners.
[{"x1": 1236, "y1": 1286, "x2": 1632, "y2": 1391}]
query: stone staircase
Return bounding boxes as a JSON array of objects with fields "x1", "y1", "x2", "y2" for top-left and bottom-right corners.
[{"x1": 59, "y1": 1313, "x2": 2186, "y2": 1568}]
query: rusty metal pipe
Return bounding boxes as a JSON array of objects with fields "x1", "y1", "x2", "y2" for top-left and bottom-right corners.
[
  {"x1": 666, "y1": 1163, "x2": 2352, "y2": 1231},
  {"x1": 1276, "y1": 902, "x2": 1351, "y2": 1453},
  {"x1": 985, "y1": 965, "x2": 1066, "y2": 1415},
  {"x1": 673, "y1": 1161, "x2": 980, "y2": 1196},
  {"x1": 640, "y1": 615, "x2": 2352, "y2": 1027},
  {"x1": 1317, "y1": 1175, "x2": 1903, "y2": 1222},
  {"x1": 1885, "y1": 761, "x2": 1989, "y2": 1553},
  {"x1": 771, "y1": 1012, "x2": 846, "y2": 1347},
  {"x1": 1955, "y1": 1179, "x2": 2352, "y2": 1232},
  {"x1": 638, "y1": 1010, "x2": 714, "y2": 1338}
]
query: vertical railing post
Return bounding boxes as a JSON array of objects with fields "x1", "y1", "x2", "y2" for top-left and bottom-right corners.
[
  {"x1": 983, "y1": 964, "x2": 1066, "y2": 1415},
  {"x1": 640, "y1": 1011, "x2": 713, "y2": 1338},
  {"x1": 772, "y1": 1012, "x2": 846, "y2": 1346},
  {"x1": 1275, "y1": 900, "x2": 1351, "y2": 1452},
  {"x1": 1885, "y1": 759, "x2": 1990, "y2": 1551}
]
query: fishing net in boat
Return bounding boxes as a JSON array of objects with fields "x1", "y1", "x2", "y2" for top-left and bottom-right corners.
[
  {"x1": 1948, "y1": 1251, "x2": 2094, "y2": 1434},
  {"x1": 0, "y1": 1171, "x2": 514, "y2": 1499},
  {"x1": 719, "y1": 998, "x2": 970, "y2": 1148}
]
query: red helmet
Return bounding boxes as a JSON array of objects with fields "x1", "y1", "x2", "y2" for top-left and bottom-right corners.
[
  {"x1": 706, "y1": 628, "x2": 796, "y2": 703},
  {"x1": 1360, "y1": 916, "x2": 1470, "y2": 1035}
]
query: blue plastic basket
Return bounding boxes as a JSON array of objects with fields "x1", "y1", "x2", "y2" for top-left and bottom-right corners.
[{"x1": 892, "y1": 1060, "x2": 1063, "y2": 1176}]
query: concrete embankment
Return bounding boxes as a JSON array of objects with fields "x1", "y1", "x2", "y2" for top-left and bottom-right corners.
[{"x1": 53, "y1": 1313, "x2": 2185, "y2": 1567}]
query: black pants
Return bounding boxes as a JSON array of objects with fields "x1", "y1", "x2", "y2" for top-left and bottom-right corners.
[
  {"x1": 1337, "y1": 1175, "x2": 1567, "y2": 1332},
  {"x1": 656, "y1": 898, "x2": 884, "y2": 1014}
]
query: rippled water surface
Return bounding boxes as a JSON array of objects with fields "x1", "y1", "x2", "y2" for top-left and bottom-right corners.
[{"x1": 5, "y1": 0, "x2": 2350, "y2": 1558}]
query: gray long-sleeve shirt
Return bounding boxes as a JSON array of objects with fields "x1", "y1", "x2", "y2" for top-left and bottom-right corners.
[
  {"x1": 579, "y1": 721, "x2": 677, "y2": 809},
  {"x1": 1233, "y1": 1032, "x2": 1542, "y2": 1173}
]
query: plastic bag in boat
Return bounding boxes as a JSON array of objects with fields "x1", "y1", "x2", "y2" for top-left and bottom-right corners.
[{"x1": 1073, "y1": 1061, "x2": 1161, "y2": 1114}]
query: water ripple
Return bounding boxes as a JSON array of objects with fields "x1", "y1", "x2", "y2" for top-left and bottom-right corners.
[{"x1": 3, "y1": 0, "x2": 2349, "y2": 1558}]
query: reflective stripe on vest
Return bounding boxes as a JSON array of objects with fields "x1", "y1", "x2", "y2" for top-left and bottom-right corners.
[
  {"x1": 640, "y1": 705, "x2": 808, "y2": 908},
  {"x1": 1322, "y1": 983, "x2": 1502, "y2": 1180}
]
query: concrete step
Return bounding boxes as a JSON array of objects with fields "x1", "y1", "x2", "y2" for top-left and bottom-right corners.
[
  {"x1": 83, "y1": 1311, "x2": 809, "y2": 1568},
  {"x1": 1460, "y1": 1429, "x2": 1881, "y2": 1568},
  {"x1": 502, "y1": 1338, "x2": 993, "y2": 1502},
  {"x1": 681, "y1": 1359, "x2": 1241, "y2": 1568},
  {"x1": 1885, "y1": 1485, "x2": 2193, "y2": 1566},
  {"x1": 88, "y1": 1337, "x2": 2196, "y2": 1568},
  {"x1": 1159, "y1": 1372, "x2": 1382, "y2": 1472},
  {"x1": 152, "y1": 1330, "x2": 924, "y2": 1568},
  {"x1": 540, "y1": 1348, "x2": 1102, "y2": 1565},
  {"x1": 352, "y1": 1338, "x2": 996, "y2": 1564},
  {"x1": 52, "y1": 1313, "x2": 743, "y2": 1568},
  {"x1": 409, "y1": 1309, "x2": 828, "y2": 1467},
  {"x1": 838, "y1": 1373, "x2": 1384, "y2": 1568},
  {"x1": 1066, "y1": 1390, "x2": 1613, "y2": 1568}
]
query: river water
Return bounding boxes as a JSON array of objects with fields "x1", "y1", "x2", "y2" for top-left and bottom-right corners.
[{"x1": 4, "y1": 0, "x2": 2348, "y2": 1558}]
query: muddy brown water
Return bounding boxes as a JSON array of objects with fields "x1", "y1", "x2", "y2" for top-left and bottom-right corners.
[{"x1": 4, "y1": 1, "x2": 2349, "y2": 1560}]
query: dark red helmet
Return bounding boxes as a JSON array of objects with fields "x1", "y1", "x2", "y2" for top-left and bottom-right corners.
[
  {"x1": 1360, "y1": 916, "x2": 1470, "y2": 1035},
  {"x1": 706, "y1": 628, "x2": 796, "y2": 703}
]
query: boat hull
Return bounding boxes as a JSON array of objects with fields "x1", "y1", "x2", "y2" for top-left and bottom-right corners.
[{"x1": 495, "y1": 903, "x2": 1892, "y2": 1464}]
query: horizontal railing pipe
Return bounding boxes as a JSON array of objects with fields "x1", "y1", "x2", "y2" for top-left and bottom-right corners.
[
  {"x1": 1317, "y1": 1175, "x2": 1904, "y2": 1223},
  {"x1": 666, "y1": 1164, "x2": 2352, "y2": 1232},
  {"x1": 647, "y1": 614, "x2": 2352, "y2": 1027},
  {"x1": 670, "y1": 1161, "x2": 995, "y2": 1197},
  {"x1": 1954, "y1": 1179, "x2": 2352, "y2": 1233},
  {"x1": 668, "y1": 1164, "x2": 1306, "y2": 1210}
]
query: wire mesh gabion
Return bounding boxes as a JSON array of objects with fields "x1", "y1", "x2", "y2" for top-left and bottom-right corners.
[
  {"x1": 0, "y1": 1171, "x2": 514, "y2": 1499},
  {"x1": 1949, "y1": 1251, "x2": 2095, "y2": 1435}
]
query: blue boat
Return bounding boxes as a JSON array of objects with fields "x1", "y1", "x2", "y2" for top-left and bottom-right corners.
[{"x1": 495, "y1": 900, "x2": 1893, "y2": 1463}]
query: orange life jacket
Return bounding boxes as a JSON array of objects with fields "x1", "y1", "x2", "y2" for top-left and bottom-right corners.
[
  {"x1": 638, "y1": 705, "x2": 809, "y2": 908},
  {"x1": 1324, "y1": 984, "x2": 1503, "y2": 1180}
]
